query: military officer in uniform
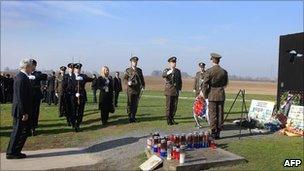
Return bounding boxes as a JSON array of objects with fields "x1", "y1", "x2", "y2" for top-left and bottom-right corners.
[
  {"x1": 6, "y1": 59, "x2": 33, "y2": 159},
  {"x1": 28, "y1": 59, "x2": 48, "y2": 136},
  {"x1": 124, "y1": 56, "x2": 145, "y2": 123},
  {"x1": 62, "y1": 63, "x2": 75, "y2": 127},
  {"x1": 162, "y1": 56, "x2": 182, "y2": 125},
  {"x1": 202, "y1": 53, "x2": 228, "y2": 139},
  {"x1": 73, "y1": 63, "x2": 93, "y2": 132},
  {"x1": 55, "y1": 66, "x2": 66, "y2": 117},
  {"x1": 193, "y1": 62, "x2": 206, "y2": 96}
]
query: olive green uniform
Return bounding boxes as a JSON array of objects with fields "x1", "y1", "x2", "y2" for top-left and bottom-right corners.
[
  {"x1": 124, "y1": 67, "x2": 145, "y2": 122},
  {"x1": 55, "y1": 73, "x2": 65, "y2": 117},
  {"x1": 193, "y1": 71, "x2": 205, "y2": 96},
  {"x1": 202, "y1": 65, "x2": 228, "y2": 135},
  {"x1": 162, "y1": 68, "x2": 182, "y2": 125}
]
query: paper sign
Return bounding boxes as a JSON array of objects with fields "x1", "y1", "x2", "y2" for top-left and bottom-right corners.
[
  {"x1": 139, "y1": 155, "x2": 163, "y2": 171},
  {"x1": 248, "y1": 100, "x2": 275, "y2": 123},
  {"x1": 288, "y1": 105, "x2": 304, "y2": 130}
]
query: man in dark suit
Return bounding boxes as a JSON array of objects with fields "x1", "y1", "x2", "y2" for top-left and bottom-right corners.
[
  {"x1": 124, "y1": 56, "x2": 145, "y2": 123},
  {"x1": 28, "y1": 59, "x2": 48, "y2": 136},
  {"x1": 62, "y1": 63, "x2": 75, "y2": 127},
  {"x1": 47, "y1": 71, "x2": 56, "y2": 105},
  {"x1": 162, "y1": 56, "x2": 182, "y2": 125},
  {"x1": 113, "y1": 71, "x2": 122, "y2": 107},
  {"x1": 91, "y1": 74, "x2": 98, "y2": 103},
  {"x1": 6, "y1": 59, "x2": 33, "y2": 159},
  {"x1": 202, "y1": 53, "x2": 228, "y2": 139}
]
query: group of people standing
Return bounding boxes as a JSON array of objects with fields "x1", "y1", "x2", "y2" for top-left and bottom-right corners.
[
  {"x1": 0, "y1": 73, "x2": 14, "y2": 103},
  {"x1": 6, "y1": 52, "x2": 228, "y2": 159}
]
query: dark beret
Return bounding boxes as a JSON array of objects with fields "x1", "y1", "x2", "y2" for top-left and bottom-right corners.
[
  {"x1": 74, "y1": 63, "x2": 82, "y2": 69},
  {"x1": 60, "y1": 66, "x2": 67, "y2": 71},
  {"x1": 130, "y1": 56, "x2": 139, "y2": 62},
  {"x1": 67, "y1": 63, "x2": 74, "y2": 68},
  {"x1": 168, "y1": 56, "x2": 177, "y2": 62}
]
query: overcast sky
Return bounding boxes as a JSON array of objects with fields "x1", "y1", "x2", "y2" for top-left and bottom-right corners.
[{"x1": 1, "y1": 1, "x2": 303, "y2": 77}]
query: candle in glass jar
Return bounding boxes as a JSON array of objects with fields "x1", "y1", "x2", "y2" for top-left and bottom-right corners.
[
  {"x1": 175, "y1": 148, "x2": 180, "y2": 161},
  {"x1": 179, "y1": 153, "x2": 185, "y2": 164},
  {"x1": 167, "y1": 148, "x2": 172, "y2": 160},
  {"x1": 172, "y1": 146, "x2": 177, "y2": 159}
]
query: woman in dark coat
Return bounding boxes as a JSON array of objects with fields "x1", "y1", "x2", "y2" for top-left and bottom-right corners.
[{"x1": 98, "y1": 66, "x2": 114, "y2": 125}]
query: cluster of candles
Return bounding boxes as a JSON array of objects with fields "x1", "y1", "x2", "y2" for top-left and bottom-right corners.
[{"x1": 146, "y1": 131, "x2": 216, "y2": 164}]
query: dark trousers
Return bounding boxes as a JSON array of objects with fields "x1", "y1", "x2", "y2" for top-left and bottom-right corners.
[
  {"x1": 65, "y1": 94, "x2": 75, "y2": 126},
  {"x1": 6, "y1": 117, "x2": 30, "y2": 155},
  {"x1": 47, "y1": 90, "x2": 55, "y2": 105},
  {"x1": 208, "y1": 101, "x2": 224, "y2": 133},
  {"x1": 58, "y1": 94, "x2": 66, "y2": 117},
  {"x1": 42, "y1": 90, "x2": 47, "y2": 103},
  {"x1": 92, "y1": 89, "x2": 97, "y2": 103},
  {"x1": 100, "y1": 108, "x2": 110, "y2": 124},
  {"x1": 31, "y1": 99, "x2": 41, "y2": 129},
  {"x1": 165, "y1": 95, "x2": 179, "y2": 123},
  {"x1": 114, "y1": 91, "x2": 120, "y2": 106},
  {"x1": 74, "y1": 98, "x2": 85, "y2": 127},
  {"x1": 127, "y1": 93, "x2": 139, "y2": 121}
]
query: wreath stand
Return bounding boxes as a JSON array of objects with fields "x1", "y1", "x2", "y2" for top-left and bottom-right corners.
[{"x1": 223, "y1": 89, "x2": 251, "y2": 139}]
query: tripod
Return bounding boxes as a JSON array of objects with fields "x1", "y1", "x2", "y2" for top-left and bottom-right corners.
[{"x1": 223, "y1": 89, "x2": 251, "y2": 139}]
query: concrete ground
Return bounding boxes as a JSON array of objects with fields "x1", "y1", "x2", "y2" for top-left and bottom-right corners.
[{"x1": 0, "y1": 124, "x2": 272, "y2": 170}]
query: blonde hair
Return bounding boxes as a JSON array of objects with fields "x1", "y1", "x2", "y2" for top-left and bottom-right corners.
[
  {"x1": 100, "y1": 66, "x2": 109, "y2": 77},
  {"x1": 19, "y1": 58, "x2": 32, "y2": 69}
]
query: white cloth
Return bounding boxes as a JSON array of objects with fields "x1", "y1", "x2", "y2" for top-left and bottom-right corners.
[
  {"x1": 28, "y1": 75, "x2": 36, "y2": 80},
  {"x1": 167, "y1": 69, "x2": 173, "y2": 75},
  {"x1": 75, "y1": 76, "x2": 83, "y2": 81},
  {"x1": 104, "y1": 77, "x2": 109, "y2": 92},
  {"x1": 76, "y1": 93, "x2": 80, "y2": 97}
]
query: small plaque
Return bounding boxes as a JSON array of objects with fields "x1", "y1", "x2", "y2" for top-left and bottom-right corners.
[{"x1": 139, "y1": 154, "x2": 163, "y2": 171}]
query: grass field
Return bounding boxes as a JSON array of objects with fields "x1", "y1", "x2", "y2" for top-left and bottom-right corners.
[{"x1": 0, "y1": 90, "x2": 303, "y2": 170}]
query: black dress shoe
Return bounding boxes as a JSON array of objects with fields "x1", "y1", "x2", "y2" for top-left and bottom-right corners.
[
  {"x1": 172, "y1": 120, "x2": 179, "y2": 125},
  {"x1": 74, "y1": 126, "x2": 80, "y2": 132},
  {"x1": 31, "y1": 129, "x2": 37, "y2": 136},
  {"x1": 215, "y1": 132, "x2": 221, "y2": 140},
  {"x1": 167, "y1": 120, "x2": 174, "y2": 125},
  {"x1": 18, "y1": 153, "x2": 27, "y2": 158},
  {"x1": 6, "y1": 154, "x2": 23, "y2": 159}
]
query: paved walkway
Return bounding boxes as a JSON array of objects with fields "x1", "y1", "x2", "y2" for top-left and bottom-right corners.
[
  {"x1": 1, "y1": 148, "x2": 98, "y2": 170},
  {"x1": 0, "y1": 125, "x2": 272, "y2": 170}
]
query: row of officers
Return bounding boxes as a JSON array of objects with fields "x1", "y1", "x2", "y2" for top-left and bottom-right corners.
[{"x1": 6, "y1": 53, "x2": 228, "y2": 159}]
